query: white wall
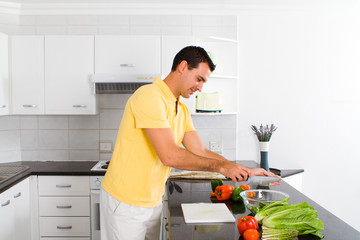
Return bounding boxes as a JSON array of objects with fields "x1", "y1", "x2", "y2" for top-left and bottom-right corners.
[{"x1": 237, "y1": 1, "x2": 360, "y2": 232}]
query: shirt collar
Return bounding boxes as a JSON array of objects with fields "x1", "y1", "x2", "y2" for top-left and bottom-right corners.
[{"x1": 153, "y1": 77, "x2": 177, "y2": 104}]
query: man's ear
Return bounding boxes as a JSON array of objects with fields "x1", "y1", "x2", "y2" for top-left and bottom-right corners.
[{"x1": 177, "y1": 60, "x2": 188, "y2": 73}]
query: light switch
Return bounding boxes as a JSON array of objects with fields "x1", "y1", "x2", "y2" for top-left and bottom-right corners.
[{"x1": 100, "y1": 140, "x2": 113, "y2": 153}]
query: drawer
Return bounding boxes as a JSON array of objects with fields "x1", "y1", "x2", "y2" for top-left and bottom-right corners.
[
  {"x1": 40, "y1": 217, "x2": 90, "y2": 237},
  {"x1": 39, "y1": 197, "x2": 90, "y2": 216},
  {"x1": 39, "y1": 176, "x2": 89, "y2": 196}
]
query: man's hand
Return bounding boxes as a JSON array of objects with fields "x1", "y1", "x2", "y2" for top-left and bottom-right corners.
[
  {"x1": 219, "y1": 161, "x2": 251, "y2": 182},
  {"x1": 249, "y1": 168, "x2": 282, "y2": 185}
]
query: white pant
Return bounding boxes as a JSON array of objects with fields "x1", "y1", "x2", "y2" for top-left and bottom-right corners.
[{"x1": 100, "y1": 186, "x2": 162, "y2": 240}]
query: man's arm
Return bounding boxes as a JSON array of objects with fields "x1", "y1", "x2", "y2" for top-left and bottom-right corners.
[{"x1": 144, "y1": 128, "x2": 251, "y2": 181}]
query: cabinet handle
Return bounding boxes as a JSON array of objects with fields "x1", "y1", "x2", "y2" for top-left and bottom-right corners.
[
  {"x1": 57, "y1": 226, "x2": 72, "y2": 230},
  {"x1": 13, "y1": 192, "x2": 21, "y2": 198},
  {"x1": 56, "y1": 205, "x2": 72, "y2": 209},
  {"x1": 23, "y1": 104, "x2": 37, "y2": 108},
  {"x1": 0, "y1": 105, "x2": 6, "y2": 108},
  {"x1": 56, "y1": 184, "x2": 72, "y2": 188},
  {"x1": 72, "y1": 105, "x2": 87, "y2": 108},
  {"x1": 120, "y1": 64, "x2": 135, "y2": 67},
  {"x1": 1, "y1": 200, "x2": 10, "y2": 207}
]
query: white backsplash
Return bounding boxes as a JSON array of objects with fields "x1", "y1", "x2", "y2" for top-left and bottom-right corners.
[{"x1": 0, "y1": 94, "x2": 236, "y2": 163}]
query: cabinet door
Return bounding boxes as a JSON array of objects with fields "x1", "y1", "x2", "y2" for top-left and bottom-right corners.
[
  {"x1": 0, "y1": 188, "x2": 14, "y2": 240},
  {"x1": 0, "y1": 33, "x2": 9, "y2": 115},
  {"x1": 95, "y1": 35, "x2": 160, "y2": 75},
  {"x1": 45, "y1": 36, "x2": 96, "y2": 115},
  {"x1": 11, "y1": 35, "x2": 45, "y2": 114},
  {"x1": 12, "y1": 177, "x2": 31, "y2": 240}
]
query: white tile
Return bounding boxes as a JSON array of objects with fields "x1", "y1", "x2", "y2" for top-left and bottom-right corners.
[
  {"x1": 98, "y1": 94, "x2": 131, "y2": 109},
  {"x1": 130, "y1": 15, "x2": 161, "y2": 25},
  {"x1": 221, "y1": 16, "x2": 237, "y2": 26},
  {"x1": 39, "y1": 116, "x2": 68, "y2": 130},
  {"x1": 161, "y1": 26, "x2": 191, "y2": 36},
  {"x1": 98, "y1": 15, "x2": 130, "y2": 25},
  {"x1": 16, "y1": 26, "x2": 37, "y2": 35},
  {"x1": 100, "y1": 130, "x2": 118, "y2": 145},
  {"x1": 98, "y1": 25, "x2": 130, "y2": 35},
  {"x1": 70, "y1": 150, "x2": 99, "y2": 160},
  {"x1": 0, "y1": 151, "x2": 21, "y2": 163},
  {"x1": 21, "y1": 150, "x2": 39, "y2": 161},
  {"x1": 100, "y1": 153, "x2": 112, "y2": 161},
  {"x1": 221, "y1": 149, "x2": 236, "y2": 160},
  {"x1": 69, "y1": 115, "x2": 99, "y2": 130},
  {"x1": 39, "y1": 150, "x2": 69, "y2": 161},
  {"x1": 36, "y1": 15, "x2": 67, "y2": 25},
  {"x1": 19, "y1": 15, "x2": 36, "y2": 25},
  {"x1": 220, "y1": 26, "x2": 238, "y2": 39},
  {"x1": 69, "y1": 130, "x2": 99, "y2": 150},
  {"x1": 192, "y1": 26, "x2": 222, "y2": 37},
  {"x1": 130, "y1": 26, "x2": 161, "y2": 35},
  {"x1": 0, "y1": 116, "x2": 20, "y2": 130},
  {"x1": 36, "y1": 26, "x2": 67, "y2": 35},
  {"x1": 39, "y1": 130, "x2": 68, "y2": 150},
  {"x1": 21, "y1": 130, "x2": 38, "y2": 150},
  {"x1": 99, "y1": 109, "x2": 123, "y2": 129},
  {"x1": 0, "y1": 24, "x2": 18, "y2": 35},
  {"x1": 161, "y1": 15, "x2": 191, "y2": 26},
  {"x1": 20, "y1": 116, "x2": 38, "y2": 129},
  {"x1": 0, "y1": 13, "x2": 19, "y2": 25},
  {"x1": 67, "y1": 26, "x2": 98, "y2": 35},
  {"x1": 192, "y1": 114, "x2": 236, "y2": 129},
  {"x1": 0, "y1": 131, "x2": 21, "y2": 151},
  {"x1": 192, "y1": 15, "x2": 222, "y2": 27},
  {"x1": 67, "y1": 15, "x2": 98, "y2": 25}
]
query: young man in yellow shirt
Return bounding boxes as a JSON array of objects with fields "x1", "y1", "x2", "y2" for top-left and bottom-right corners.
[{"x1": 100, "y1": 46, "x2": 278, "y2": 240}]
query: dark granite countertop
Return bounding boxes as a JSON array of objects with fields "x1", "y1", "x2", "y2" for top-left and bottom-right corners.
[
  {"x1": 0, "y1": 161, "x2": 104, "y2": 193},
  {"x1": 167, "y1": 179, "x2": 360, "y2": 240}
]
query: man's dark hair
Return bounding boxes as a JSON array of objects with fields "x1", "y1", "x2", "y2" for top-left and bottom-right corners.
[{"x1": 171, "y1": 46, "x2": 216, "y2": 72}]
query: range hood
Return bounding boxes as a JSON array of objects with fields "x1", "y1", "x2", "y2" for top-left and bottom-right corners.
[{"x1": 92, "y1": 73, "x2": 157, "y2": 94}]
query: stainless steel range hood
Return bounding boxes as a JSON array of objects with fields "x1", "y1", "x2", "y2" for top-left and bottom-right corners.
[{"x1": 92, "y1": 73, "x2": 156, "y2": 94}]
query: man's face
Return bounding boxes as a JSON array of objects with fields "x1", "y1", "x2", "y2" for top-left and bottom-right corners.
[{"x1": 180, "y1": 62, "x2": 211, "y2": 99}]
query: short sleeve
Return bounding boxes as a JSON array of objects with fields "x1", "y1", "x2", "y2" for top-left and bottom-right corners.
[{"x1": 130, "y1": 86, "x2": 170, "y2": 129}]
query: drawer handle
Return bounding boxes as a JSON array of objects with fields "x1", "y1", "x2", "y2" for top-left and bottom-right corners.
[
  {"x1": 1, "y1": 200, "x2": 10, "y2": 207},
  {"x1": 13, "y1": 192, "x2": 21, "y2": 198},
  {"x1": 56, "y1": 184, "x2": 72, "y2": 188},
  {"x1": 120, "y1": 64, "x2": 135, "y2": 67},
  {"x1": 23, "y1": 104, "x2": 37, "y2": 108},
  {"x1": 56, "y1": 205, "x2": 72, "y2": 209},
  {"x1": 73, "y1": 104, "x2": 87, "y2": 108},
  {"x1": 0, "y1": 105, "x2": 6, "y2": 108},
  {"x1": 57, "y1": 226, "x2": 72, "y2": 230}
]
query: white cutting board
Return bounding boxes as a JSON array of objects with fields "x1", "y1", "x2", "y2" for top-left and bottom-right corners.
[{"x1": 181, "y1": 203, "x2": 235, "y2": 223}]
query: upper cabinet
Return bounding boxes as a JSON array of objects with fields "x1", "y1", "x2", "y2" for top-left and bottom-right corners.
[
  {"x1": 0, "y1": 33, "x2": 9, "y2": 116},
  {"x1": 45, "y1": 36, "x2": 96, "y2": 115},
  {"x1": 95, "y1": 35, "x2": 160, "y2": 76},
  {"x1": 11, "y1": 35, "x2": 45, "y2": 114}
]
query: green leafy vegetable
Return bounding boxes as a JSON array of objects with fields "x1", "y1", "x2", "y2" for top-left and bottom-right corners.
[
  {"x1": 255, "y1": 199, "x2": 324, "y2": 238},
  {"x1": 261, "y1": 227, "x2": 298, "y2": 240}
]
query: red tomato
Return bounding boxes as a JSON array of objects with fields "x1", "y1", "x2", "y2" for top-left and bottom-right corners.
[
  {"x1": 240, "y1": 184, "x2": 250, "y2": 191},
  {"x1": 243, "y1": 229, "x2": 259, "y2": 240},
  {"x1": 247, "y1": 191, "x2": 256, "y2": 198}
]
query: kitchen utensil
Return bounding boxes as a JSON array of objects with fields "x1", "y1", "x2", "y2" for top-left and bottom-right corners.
[
  {"x1": 181, "y1": 203, "x2": 235, "y2": 223},
  {"x1": 240, "y1": 189, "x2": 289, "y2": 213},
  {"x1": 245, "y1": 176, "x2": 281, "y2": 185}
]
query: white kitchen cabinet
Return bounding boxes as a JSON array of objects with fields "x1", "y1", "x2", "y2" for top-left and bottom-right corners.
[
  {"x1": 0, "y1": 32, "x2": 9, "y2": 115},
  {"x1": 11, "y1": 35, "x2": 45, "y2": 114},
  {"x1": 95, "y1": 35, "x2": 160, "y2": 76},
  {"x1": 0, "y1": 177, "x2": 31, "y2": 240},
  {"x1": 38, "y1": 176, "x2": 90, "y2": 239},
  {"x1": 45, "y1": 36, "x2": 97, "y2": 115}
]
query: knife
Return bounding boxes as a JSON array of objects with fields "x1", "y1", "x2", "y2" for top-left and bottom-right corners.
[{"x1": 227, "y1": 176, "x2": 281, "y2": 185}]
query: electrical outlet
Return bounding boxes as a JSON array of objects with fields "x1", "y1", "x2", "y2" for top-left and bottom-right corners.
[
  {"x1": 209, "y1": 141, "x2": 222, "y2": 153},
  {"x1": 100, "y1": 140, "x2": 113, "y2": 153}
]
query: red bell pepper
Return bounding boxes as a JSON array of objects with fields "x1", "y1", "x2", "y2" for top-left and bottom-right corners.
[
  {"x1": 214, "y1": 184, "x2": 234, "y2": 201},
  {"x1": 237, "y1": 216, "x2": 259, "y2": 236}
]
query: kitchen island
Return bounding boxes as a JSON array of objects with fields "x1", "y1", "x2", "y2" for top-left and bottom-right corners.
[{"x1": 166, "y1": 164, "x2": 359, "y2": 239}]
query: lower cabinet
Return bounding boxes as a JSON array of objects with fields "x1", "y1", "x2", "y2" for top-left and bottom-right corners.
[
  {"x1": 0, "y1": 177, "x2": 31, "y2": 240},
  {"x1": 38, "y1": 176, "x2": 90, "y2": 239}
]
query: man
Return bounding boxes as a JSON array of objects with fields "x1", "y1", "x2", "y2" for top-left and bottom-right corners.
[{"x1": 100, "y1": 46, "x2": 278, "y2": 240}]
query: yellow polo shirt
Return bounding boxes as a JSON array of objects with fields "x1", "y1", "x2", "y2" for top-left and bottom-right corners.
[{"x1": 101, "y1": 77, "x2": 195, "y2": 207}]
